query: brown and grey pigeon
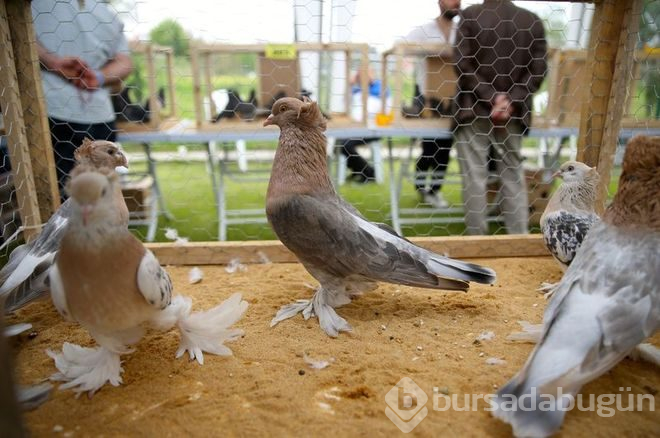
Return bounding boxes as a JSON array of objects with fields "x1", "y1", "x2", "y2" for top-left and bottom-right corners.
[{"x1": 264, "y1": 97, "x2": 496, "y2": 337}]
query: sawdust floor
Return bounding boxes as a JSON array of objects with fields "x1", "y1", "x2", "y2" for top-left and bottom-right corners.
[{"x1": 10, "y1": 256, "x2": 660, "y2": 437}]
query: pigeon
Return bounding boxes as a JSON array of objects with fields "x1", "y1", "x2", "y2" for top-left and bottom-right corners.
[
  {"x1": 263, "y1": 97, "x2": 496, "y2": 337},
  {"x1": 47, "y1": 167, "x2": 248, "y2": 395},
  {"x1": 491, "y1": 135, "x2": 660, "y2": 437},
  {"x1": 112, "y1": 87, "x2": 166, "y2": 123},
  {"x1": 539, "y1": 161, "x2": 600, "y2": 298},
  {"x1": 1, "y1": 139, "x2": 129, "y2": 314}
]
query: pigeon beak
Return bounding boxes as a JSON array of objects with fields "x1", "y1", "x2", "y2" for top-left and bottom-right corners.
[
  {"x1": 552, "y1": 170, "x2": 562, "y2": 179},
  {"x1": 81, "y1": 205, "x2": 93, "y2": 226},
  {"x1": 263, "y1": 114, "x2": 274, "y2": 127}
]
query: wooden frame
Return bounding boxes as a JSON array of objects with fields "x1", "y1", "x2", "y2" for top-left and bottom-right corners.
[
  {"x1": 190, "y1": 42, "x2": 370, "y2": 131},
  {"x1": 115, "y1": 41, "x2": 179, "y2": 133},
  {"x1": 380, "y1": 42, "x2": 455, "y2": 129}
]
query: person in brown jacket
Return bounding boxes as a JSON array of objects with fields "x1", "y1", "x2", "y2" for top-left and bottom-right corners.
[{"x1": 453, "y1": 0, "x2": 547, "y2": 235}]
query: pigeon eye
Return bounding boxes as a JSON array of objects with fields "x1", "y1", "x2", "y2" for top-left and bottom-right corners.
[
  {"x1": 108, "y1": 149, "x2": 115, "y2": 155},
  {"x1": 567, "y1": 165, "x2": 574, "y2": 171},
  {"x1": 101, "y1": 188, "x2": 107, "y2": 197},
  {"x1": 280, "y1": 105, "x2": 288, "y2": 112}
]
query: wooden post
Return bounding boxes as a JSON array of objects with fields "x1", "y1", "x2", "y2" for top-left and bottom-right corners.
[
  {"x1": 576, "y1": 0, "x2": 642, "y2": 211},
  {"x1": 344, "y1": 49, "x2": 351, "y2": 116},
  {"x1": 360, "y1": 46, "x2": 369, "y2": 124},
  {"x1": 5, "y1": 0, "x2": 59, "y2": 223},
  {"x1": 165, "y1": 49, "x2": 176, "y2": 118},
  {"x1": 204, "y1": 52, "x2": 215, "y2": 119},
  {"x1": 0, "y1": 0, "x2": 42, "y2": 241},
  {"x1": 144, "y1": 43, "x2": 160, "y2": 127},
  {"x1": 190, "y1": 44, "x2": 203, "y2": 128}
]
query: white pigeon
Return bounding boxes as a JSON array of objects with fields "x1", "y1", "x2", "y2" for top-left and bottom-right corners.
[
  {"x1": 1, "y1": 139, "x2": 129, "y2": 314},
  {"x1": 47, "y1": 167, "x2": 248, "y2": 396},
  {"x1": 492, "y1": 135, "x2": 660, "y2": 437},
  {"x1": 539, "y1": 161, "x2": 600, "y2": 298}
]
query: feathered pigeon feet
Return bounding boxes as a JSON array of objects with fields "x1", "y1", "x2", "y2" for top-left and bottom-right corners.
[
  {"x1": 152, "y1": 293, "x2": 249, "y2": 365},
  {"x1": 270, "y1": 287, "x2": 352, "y2": 337},
  {"x1": 47, "y1": 343, "x2": 125, "y2": 397},
  {"x1": 537, "y1": 282, "x2": 558, "y2": 299}
]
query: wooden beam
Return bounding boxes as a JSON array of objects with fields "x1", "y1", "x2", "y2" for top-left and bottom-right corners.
[
  {"x1": 0, "y1": 1, "x2": 42, "y2": 242},
  {"x1": 145, "y1": 235, "x2": 548, "y2": 266},
  {"x1": 190, "y1": 45, "x2": 203, "y2": 128},
  {"x1": 5, "y1": 0, "x2": 59, "y2": 222},
  {"x1": 595, "y1": 0, "x2": 642, "y2": 209},
  {"x1": 576, "y1": 0, "x2": 626, "y2": 166},
  {"x1": 576, "y1": 0, "x2": 641, "y2": 212}
]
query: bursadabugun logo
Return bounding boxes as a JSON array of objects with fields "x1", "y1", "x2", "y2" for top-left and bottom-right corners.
[{"x1": 385, "y1": 377, "x2": 428, "y2": 433}]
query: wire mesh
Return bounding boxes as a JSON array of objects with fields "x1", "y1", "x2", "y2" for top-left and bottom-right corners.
[{"x1": 0, "y1": 0, "x2": 657, "y2": 252}]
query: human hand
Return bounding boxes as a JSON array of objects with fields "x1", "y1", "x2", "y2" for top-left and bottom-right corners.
[
  {"x1": 50, "y1": 57, "x2": 100, "y2": 90},
  {"x1": 490, "y1": 93, "x2": 513, "y2": 124}
]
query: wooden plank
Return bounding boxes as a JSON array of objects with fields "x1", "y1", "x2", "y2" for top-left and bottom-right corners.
[
  {"x1": 0, "y1": 0, "x2": 41, "y2": 241},
  {"x1": 576, "y1": 0, "x2": 627, "y2": 167},
  {"x1": 145, "y1": 235, "x2": 548, "y2": 266},
  {"x1": 5, "y1": 0, "x2": 59, "y2": 222}
]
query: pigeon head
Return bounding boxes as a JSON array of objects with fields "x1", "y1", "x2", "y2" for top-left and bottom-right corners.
[
  {"x1": 554, "y1": 161, "x2": 597, "y2": 184},
  {"x1": 75, "y1": 138, "x2": 128, "y2": 169},
  {"x1": 263, "y1": 97, "x2": 327, "y2": 131},
  {"x1": 67, "y1": 167, "x2": 119, "y2": 227}
]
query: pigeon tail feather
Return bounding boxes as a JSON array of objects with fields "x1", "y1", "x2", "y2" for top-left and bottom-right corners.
[{"x1": 426, "y1": 255, "x2": 497, "y2": 285}]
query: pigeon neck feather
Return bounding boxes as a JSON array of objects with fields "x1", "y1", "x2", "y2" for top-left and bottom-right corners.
[{"x1": 268, "y1": 125, "x2": 334, "y2": 198}]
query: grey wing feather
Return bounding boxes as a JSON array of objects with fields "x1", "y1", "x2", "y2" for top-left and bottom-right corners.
[
  {"x1": 269, "y1": 194, "x2": 495, "y2": 290},
  {"x1": 1, "y1": 200, "x2": 73, "y2": 312},
  {"x1": 541, "y1": 211, "x2": 599, "y2": 267}
]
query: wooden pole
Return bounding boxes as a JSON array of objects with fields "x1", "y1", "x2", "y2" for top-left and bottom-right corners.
[
  {"x1": 165, "y1": 50, "x2": 176, "y2": 118},
  {"x1": 576, "y1": 0, "x2": 641, "y2": 211},
  {"x1": 5, "y1": 0, "x2": 59, "y2": 222},
  {"x1": 190, "y1": 45, "x2": 203, "y2": 128},
  {"x1": 0, "y1": 0, "x2": 42, "y2": 241},
  {"x1": 145, "y1": 43, "x2": 160, "y2": 127}
]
